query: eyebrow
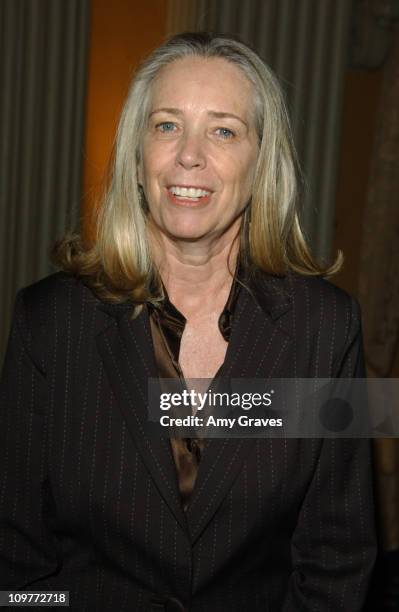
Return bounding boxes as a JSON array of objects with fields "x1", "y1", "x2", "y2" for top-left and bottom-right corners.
[{"x1": 149, "y1": 107, "x2": 248, "y2": 128}]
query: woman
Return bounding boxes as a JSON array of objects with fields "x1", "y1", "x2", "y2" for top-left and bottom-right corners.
[{"x1": 0, "y1": 32, "x2": 376, "y2": 611}]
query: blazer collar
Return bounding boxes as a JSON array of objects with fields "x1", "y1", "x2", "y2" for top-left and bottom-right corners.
[
  {"x1": 242, "y1": 267, "x2": 292, "y2": 321},
  {"x1": 95, "y1": 266, "x2": 292, "y2": 323}
]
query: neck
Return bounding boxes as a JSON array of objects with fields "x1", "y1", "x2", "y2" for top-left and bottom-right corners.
[{"x1": 148, "y1": 220, "x2": 241, "y2": 313}]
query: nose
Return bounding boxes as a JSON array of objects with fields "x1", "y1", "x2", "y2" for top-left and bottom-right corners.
[{"x1": 175, "y1": 131, "x2": 206, "y2": 170}]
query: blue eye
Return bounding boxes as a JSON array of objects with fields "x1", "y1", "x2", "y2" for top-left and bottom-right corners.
[
  {"x1": 157, "y1": 122, "x2": 176, "y2": 132},
  {"x1": 216, "y1": 127, "x2": 235, "y2": 139}
]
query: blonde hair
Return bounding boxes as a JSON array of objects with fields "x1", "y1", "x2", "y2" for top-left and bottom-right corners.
[{"x1": 54, "y1": 31, "x2": 341, "y2": 307}]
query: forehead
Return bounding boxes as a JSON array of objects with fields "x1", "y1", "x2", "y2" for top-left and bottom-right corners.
[{"x1": 149, "y1": 56, "x2": 255, "y2": 120}]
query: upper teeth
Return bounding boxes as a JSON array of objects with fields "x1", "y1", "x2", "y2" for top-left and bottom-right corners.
[{"x1": 169, "y1": 186, "x2": 211, "y2": 197}]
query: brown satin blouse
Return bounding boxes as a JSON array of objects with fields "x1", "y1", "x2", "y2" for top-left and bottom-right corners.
[{"x1": 147, "y1": 272, "x2": 241, "y2": 512}]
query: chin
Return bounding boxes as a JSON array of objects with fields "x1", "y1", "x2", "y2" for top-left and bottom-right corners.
[
  {"x1": 156, "y1": 215, "x2": 212, "y2": 241},
  {"x1": 163, "y1": 226, "x2": 211, "y2": 242}
]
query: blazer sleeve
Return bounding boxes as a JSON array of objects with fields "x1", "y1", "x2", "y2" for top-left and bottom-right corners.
[
  {"x1": 282, "y1": 297, "x2": 377, "y2": 611},
  {"x1": 0, "y1": 290, "x2": 59, "y2": 588}
]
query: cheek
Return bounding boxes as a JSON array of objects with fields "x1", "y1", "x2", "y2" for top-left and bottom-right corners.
[
  {"x1": 139, "y1": 160, "x2": 158, "y2": 192},
  {"x1": 226, "y1": 148, "x2": 256, "y2": 182},
  {"x1": 230, "y1": 159, "x2": 255, "y2": 199},
  {"x1": 240, "y1": 155, "x2": 257, "y2": 191},
  {"x1": 141, "y1": 147, "x2": 170, "y2": 189}
]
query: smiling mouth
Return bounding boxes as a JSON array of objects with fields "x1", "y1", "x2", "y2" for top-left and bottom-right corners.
[{"x1": 166, "y1": 185, "x2": 213, "y2": 205}]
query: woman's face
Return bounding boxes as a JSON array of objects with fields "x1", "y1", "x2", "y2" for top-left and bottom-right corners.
[{"x1": 138, "y1": 56, "x2": 259, "y2": 244}]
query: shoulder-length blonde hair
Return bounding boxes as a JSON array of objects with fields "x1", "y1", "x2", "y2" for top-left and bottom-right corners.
[{"x1": 54, "y1": 31, "x2": 341, "y2": 306}]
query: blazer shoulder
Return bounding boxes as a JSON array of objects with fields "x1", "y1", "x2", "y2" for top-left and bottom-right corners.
[
  {"x1": 259, "y1": 272, "x2": 364, "y2": 376},
  {"x1": 21, "y1": 269, "x2": 84, "y2": 298},
  {"x1": 253, "y1": 269, "x2": 359, "y2": 315},
  {"x1": 284, "y1": 272, "x2": 362, "y2": 347},
  {"x1": 19, "y1": 271, "x2": 97, "y2": 323},
  {"x1": 252, "y1": 269, "x2": 362, "y2": 351},
  {"x1": 11, "y1": 272, "x2": 99, "y2": 369},
  {"x1": 286, "y1": 272, "x2": 358, "y2": 309}
]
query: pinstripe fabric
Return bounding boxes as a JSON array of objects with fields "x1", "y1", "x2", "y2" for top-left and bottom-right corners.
[{"x1": 0, "y1": 270, "x2": 376, "y2": 611}]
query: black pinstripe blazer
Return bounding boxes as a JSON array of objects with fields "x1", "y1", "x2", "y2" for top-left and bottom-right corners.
[{"x1": 0, "y1": 269, "x2": 376, "y2": 611}]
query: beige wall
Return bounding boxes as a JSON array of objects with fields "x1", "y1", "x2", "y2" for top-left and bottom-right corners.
[{"x1": 82, "y1": 0, "x2": 167, "y2": 240}]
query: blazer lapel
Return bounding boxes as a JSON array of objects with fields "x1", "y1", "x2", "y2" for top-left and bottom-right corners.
[
  {"x1": 96, "y1": 302, "x2": 189, "y2": 535},
  {"x1": 95, "y1": 271, "x2": 293, "y2": 545},
  {"x1": 186, "y1": 273, "x2": 293, "y2": 544}
]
